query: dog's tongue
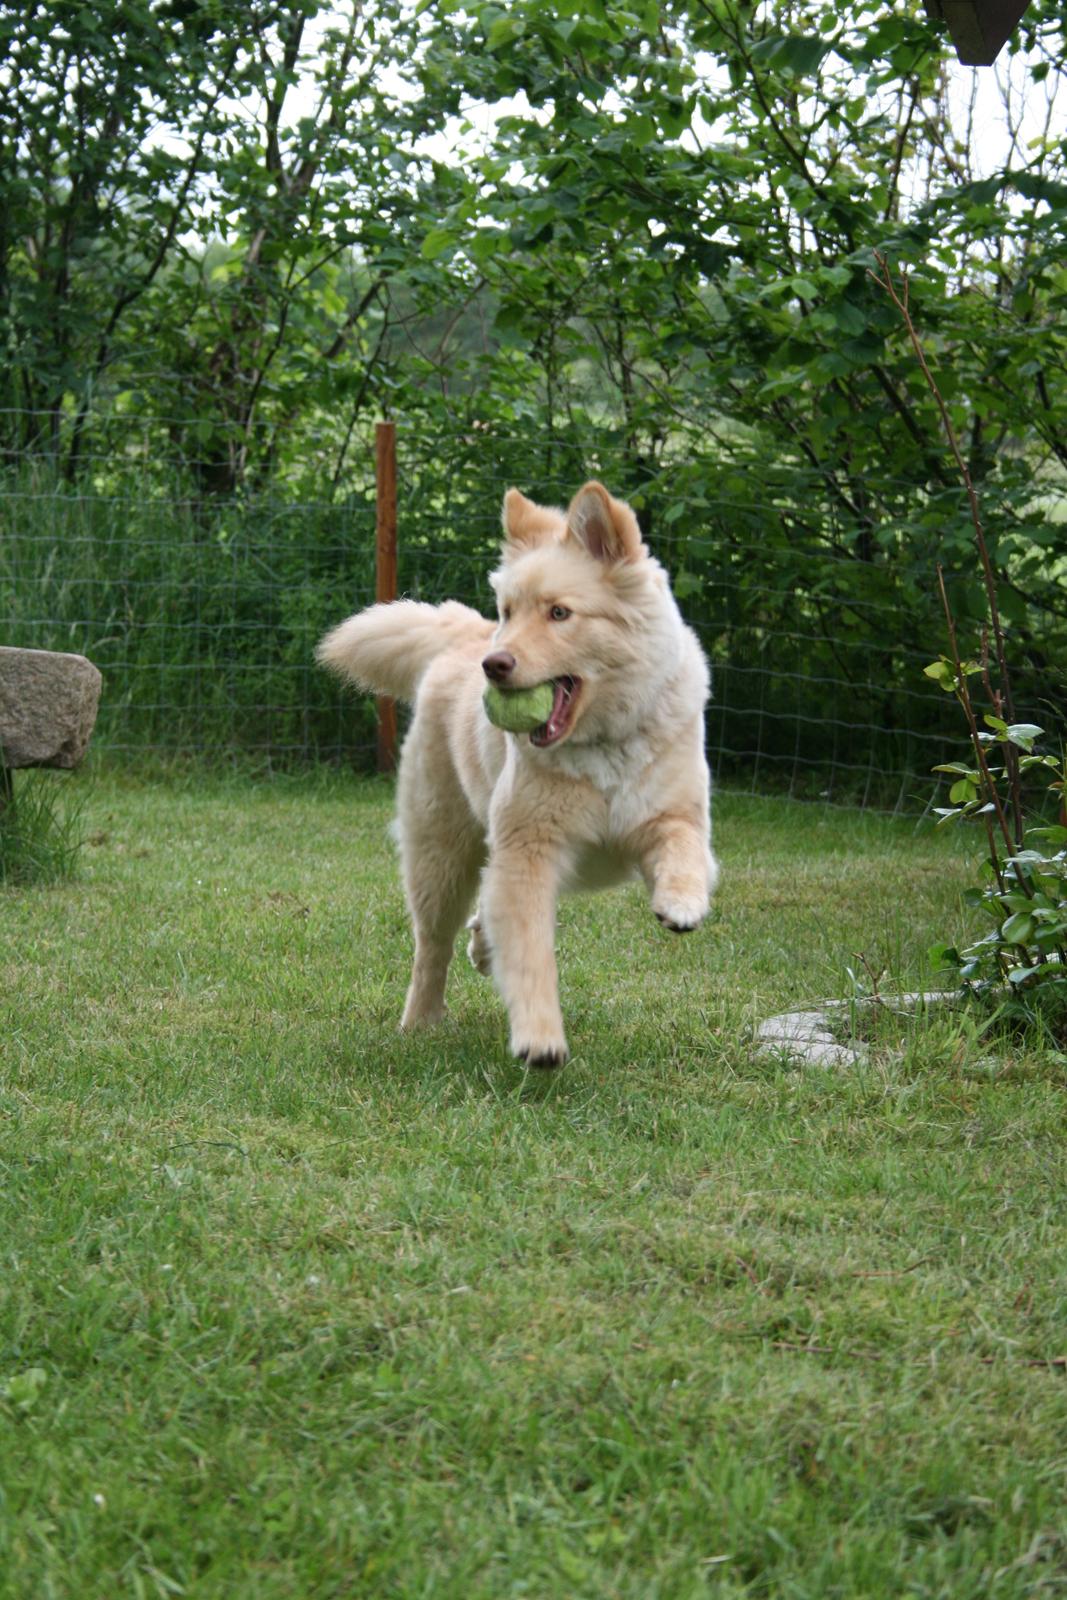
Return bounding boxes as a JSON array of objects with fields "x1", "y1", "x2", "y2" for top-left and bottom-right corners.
[{"x1": 532, "y1": 680, "x2": 570, "y2": 746}]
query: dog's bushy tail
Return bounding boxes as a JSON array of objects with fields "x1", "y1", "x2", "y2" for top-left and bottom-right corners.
[{"x1": 316, "y1": 600, "x2": 493, "y2": 703}]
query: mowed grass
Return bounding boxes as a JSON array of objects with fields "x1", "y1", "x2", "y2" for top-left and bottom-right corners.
[{"x1": 2, "y1": 771, "x2": 1066, "y2": 1599}]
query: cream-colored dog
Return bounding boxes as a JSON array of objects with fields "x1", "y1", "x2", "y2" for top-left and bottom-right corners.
[{"x1": 317, "y1": 480, "x2": 718, "y2": 1065}]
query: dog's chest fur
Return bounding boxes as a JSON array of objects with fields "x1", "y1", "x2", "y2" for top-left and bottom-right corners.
[
  {"x1": 550, "y1": 734, "x2": 658, "y2": 834},
  {"x1": 539, "y1": 731, "x2": 674, "y2": 892}
]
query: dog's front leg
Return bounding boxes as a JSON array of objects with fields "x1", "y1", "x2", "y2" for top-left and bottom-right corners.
[
  {"x1": 637, "y1": 810, "x2": 719, "y2": 933},
  {"x1": 481, "y1": 842, "x2": 568, "y2": 1067}
]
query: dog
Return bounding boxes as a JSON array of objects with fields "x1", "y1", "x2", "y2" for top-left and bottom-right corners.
[{"x1": 317, "y1": 480, "x2": 718, "y2": 1065}]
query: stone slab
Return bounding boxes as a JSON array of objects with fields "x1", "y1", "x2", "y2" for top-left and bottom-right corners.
[
  {"x1": 755, "y1": 990, "x2": 966, "y2": 1068},
  {"x1": 0, "y1": 647, "x2": 103, "y2": 770},
  {"x1": 755, "y1": 1010, "x2": 864, "y2": 1068}
]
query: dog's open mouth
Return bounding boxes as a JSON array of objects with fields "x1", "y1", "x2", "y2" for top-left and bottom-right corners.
[{"x1": 530, "y1": 676, "x2": 581, "y2": 747}]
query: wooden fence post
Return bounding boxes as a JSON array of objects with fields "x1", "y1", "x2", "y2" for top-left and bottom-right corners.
[{"x1": 375, "y1": 420, "x2": 398, "y2": 773}]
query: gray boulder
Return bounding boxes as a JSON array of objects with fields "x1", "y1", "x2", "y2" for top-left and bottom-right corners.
[{"x1": 0, "y1": 647, "x2": 103, "y2": 770}]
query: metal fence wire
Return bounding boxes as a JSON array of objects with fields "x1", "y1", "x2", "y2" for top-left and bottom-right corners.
[{"x1": 3, "y1": 406, "x2": 1061, "y2": 810}]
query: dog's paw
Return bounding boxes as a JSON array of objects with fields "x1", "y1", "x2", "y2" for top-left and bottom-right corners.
[
  {"x1": 465, "y1": 915, "x2": 493, "y2": 978},
  {"x1": 652, "y1": 891, "x2": 708, "y2": 934},
  {"x1": 400, "y1": 998, "x2": 448, "y2": 1030},
  {"x1": 511, "y1": 1033, "x2": 569, "y2": 1069}
]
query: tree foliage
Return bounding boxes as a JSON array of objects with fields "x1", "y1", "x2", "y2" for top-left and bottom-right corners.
[
  {"x1": 2, "y1": 0, "x2": 1066, "y2": 775},
  {"x1": 0, "y1": 0, "x2": 450, "y2": 482}
]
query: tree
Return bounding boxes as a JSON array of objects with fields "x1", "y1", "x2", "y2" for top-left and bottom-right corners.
[
  {"x1": 0, "y1": 0, "x2": 457, "y2": 486},
  {"x1": 0, "y1": 0, "x2": 243, "y2": 463},
  {"x1": 4, "y1": 0, "x2": 1066, "y2": 774}
]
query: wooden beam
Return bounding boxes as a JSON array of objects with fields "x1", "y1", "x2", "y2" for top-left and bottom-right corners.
[{"x1": 923, "y1": 0, "x2": 1031, "y2": 65}]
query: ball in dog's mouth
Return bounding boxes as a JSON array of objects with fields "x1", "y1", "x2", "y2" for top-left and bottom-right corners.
[
  {"x1": 483, "y1": 679, "x2": 556, "y2": 734},
  {"x1": 530, "y1": 676, "x2": 581, "y2": 747}
]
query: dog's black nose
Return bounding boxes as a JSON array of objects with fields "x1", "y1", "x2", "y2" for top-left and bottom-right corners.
[{"x1": 482, "y1": 651, "x2": 517, "y2": 684}]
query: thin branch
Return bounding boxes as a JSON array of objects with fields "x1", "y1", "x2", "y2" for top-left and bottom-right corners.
[
  {"x1": 935, "y1": 564, "x2": 1018, "y2": 892},
  {"x1": 870, "y1": 254, "x2": 1016, "y2": 723}
]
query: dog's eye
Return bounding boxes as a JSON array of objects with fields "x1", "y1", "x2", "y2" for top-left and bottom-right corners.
[
  {"x1": 501, "y1": 605, "x2": 512, "y2": 622},
  {"x1": 549, "y1": 605, "x2": 571, "y2": 622}
]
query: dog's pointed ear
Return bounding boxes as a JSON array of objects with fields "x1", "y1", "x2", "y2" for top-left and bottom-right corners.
[
  {"x1": 501, "y1": 488, "x2": 561, "y2": 554},
  {"x1": 566, "y1": 482, "x2": 645, "y2": 563}
]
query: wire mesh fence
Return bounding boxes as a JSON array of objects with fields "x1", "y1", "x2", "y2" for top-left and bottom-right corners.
[{"x1": 3, "y1": 405, "x2": 1062, "y2": 810}]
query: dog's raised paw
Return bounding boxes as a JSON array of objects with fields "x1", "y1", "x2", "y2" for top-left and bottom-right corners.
[
  {"x1": 517, "y1": 1047, "x2": 568, "y2": 1070},
  {"x1": 512, "y1": 1036, "x2": 569, "y2": 1069},
  {"x1": 655, "y1": 909, "x2": 700, "y2": 933},
  {"x1": 466, "y1": 916, "x2": 493, "y2": 977},
  {"x1": 653, "y1": 894, "x2": 707, "y2": 933}
]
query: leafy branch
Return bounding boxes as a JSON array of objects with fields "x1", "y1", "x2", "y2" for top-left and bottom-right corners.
[{"x1": 870, "y1": 252, "x2": 1067, "y2": 997}]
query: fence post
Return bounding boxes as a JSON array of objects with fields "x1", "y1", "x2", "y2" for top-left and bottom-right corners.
[{"x1": 375, "y1": 420, "x2": 398, "y2": 773}]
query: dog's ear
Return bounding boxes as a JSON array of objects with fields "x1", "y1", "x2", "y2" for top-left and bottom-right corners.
[
  {"x1": 566, "y1": 482, "x2": 645, "y2": 563},
  {"x1": 501, "y1": 488, "x2": 561, "y2": 553}
]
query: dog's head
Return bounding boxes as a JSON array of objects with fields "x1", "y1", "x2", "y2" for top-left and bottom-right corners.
[{"x1": 485, "y1": 482, "x2": 679, "y2": 748}]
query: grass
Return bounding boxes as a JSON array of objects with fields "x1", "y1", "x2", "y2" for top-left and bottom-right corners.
[
  {"x1": 0, "y1": 767, "x2": 87, "y2": 885},
  {"x1": 1, "y1": 769, "x2": 1066, "y2": 1598}
]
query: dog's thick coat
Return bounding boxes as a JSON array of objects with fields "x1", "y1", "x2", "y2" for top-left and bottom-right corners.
[{"x1": 318, "y1": 481, "x2": 718, "y2": 1064}]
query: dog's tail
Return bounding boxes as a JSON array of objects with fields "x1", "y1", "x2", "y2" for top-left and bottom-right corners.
[{"x1": 316, "y1": 600, "x2": 494, "y2": 703}]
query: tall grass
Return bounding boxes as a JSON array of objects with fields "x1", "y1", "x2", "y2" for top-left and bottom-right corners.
[
  {"x1": 1, "y1": 466, "x2": 380, "y2": 761},
  {"x1": 0, "y1": 766, "x2": 87, "y2": 884}
]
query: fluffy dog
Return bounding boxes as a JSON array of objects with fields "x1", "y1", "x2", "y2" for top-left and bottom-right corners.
[{"x1": 317, "y1": 480, "x2": 718, "y2": 1065}]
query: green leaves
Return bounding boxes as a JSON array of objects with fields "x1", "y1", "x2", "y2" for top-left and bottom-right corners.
[
  {"x1": 484, "y1": 9, "x2": 526, "y2": 51},
  {"x1": 1000, "y1": 910, "x2": 1035, "y2": 946},
  {"x1": 929, "y1": 717, "x2": 1067, "y2": 989},
  {"x1": 923, "y1": 659, "x2": 958, "y2": 692},
  {"x1": 1005, "y1": 724, "x2": 1042, "y2": 751},
  {"x1": 420, "y1": 228, "x2": 456, "y2": 262},
  {"x1": 1, "y1": 1368, "x2": 48, "y2": 1414},
  {"x1": 748, "y1": 33, "x2": 833, "y2": 78}
]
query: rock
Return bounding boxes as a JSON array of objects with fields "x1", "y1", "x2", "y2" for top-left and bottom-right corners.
[
  {"x1": 754, "y1": 989, "x2": 966, "y2": 1069},
  {"x1": 755, "y1": 1006, "x2": 866, "y2": 1068},
  {"x1": 755, "y1": 1017, "x2": 863, "y2": 1068},
  {"x1": 0, "y1": 647, "x2": 103, "y2": 770}
]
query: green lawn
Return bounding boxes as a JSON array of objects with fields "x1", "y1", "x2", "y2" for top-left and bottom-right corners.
[{"x1": 2, "y1": 771, "x2": 1066, "y2": 1599}]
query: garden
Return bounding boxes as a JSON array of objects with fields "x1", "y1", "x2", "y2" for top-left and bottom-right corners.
[
  {"x1": 4, "y1": 774, "x2": 1066, "y2": 1597},
  {"x1": 2, "y1": 0, "x2": 1067, "y2": 1593}
]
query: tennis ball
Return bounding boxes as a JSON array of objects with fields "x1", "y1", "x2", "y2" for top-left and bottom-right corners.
[{"x1": 483, "y1": 680, "x2": 555, "y2": 733}]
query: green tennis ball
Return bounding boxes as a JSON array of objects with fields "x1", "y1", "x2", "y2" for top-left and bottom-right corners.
[{"x1": 483, "y1": 680, "x2": 556, "y2": 734}]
